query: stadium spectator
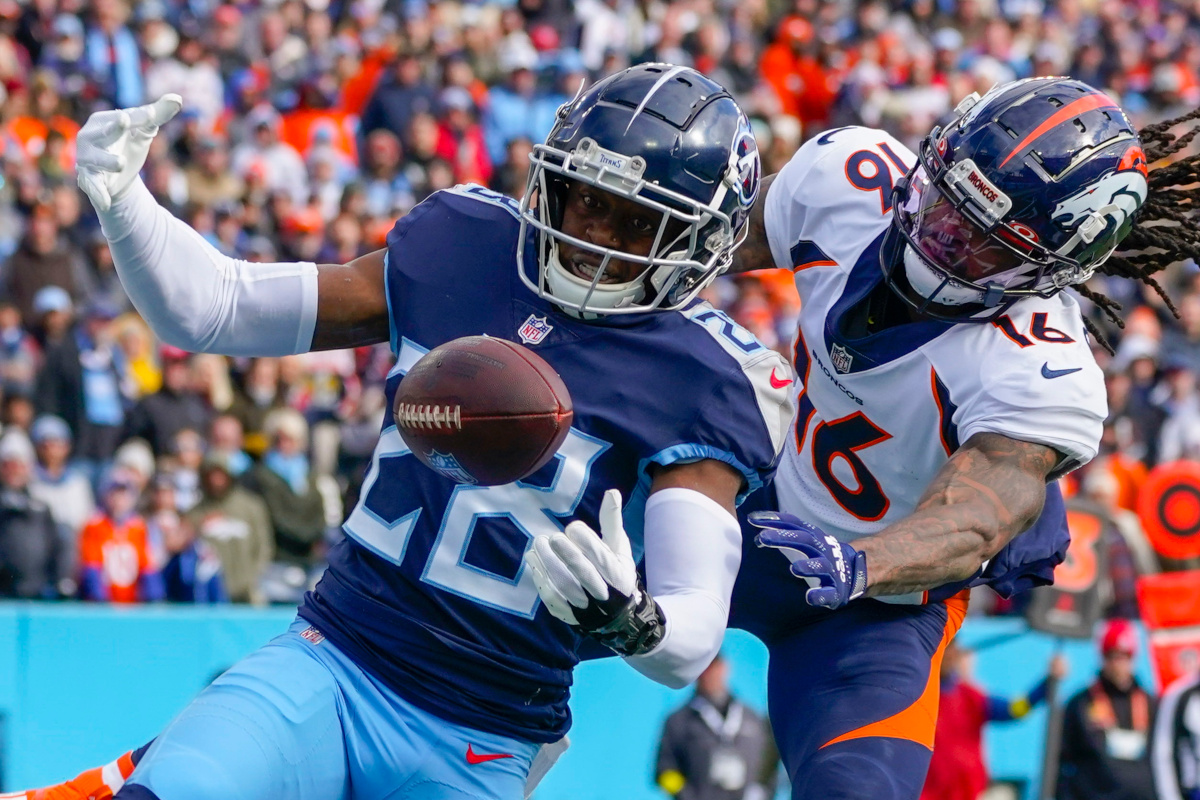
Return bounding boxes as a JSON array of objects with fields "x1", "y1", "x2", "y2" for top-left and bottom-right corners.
[
  {"x1": 4, "y1": 205, "x2": 92, "y2": 323},
  {"x1": 360, "y1": 129, "x2": 415, "y2": 220},
  {"x1": 434, "y1": 86, "x2": 491, "y2": 186},
  {"x1": 922, "y1": 642, "x2": 1067, "y2": 800},
  {"x1": 83, "y1": 0, "x2": 143, "y2": 109},
  {"x1": 187, "y1": 449, "x2": 273, "y2": 605},
  {"x1": 359, "y1": 51, "x2": 437, "y2": 144},
  {"x1": 190, "y1": 353, "x2": 234, "y2": 416},
  {"x1": 1160, "y1": 293, "x2": 1200, "y2": 378},
  {"x1": 1076, "y1": 470, "x2": 1163, "y2": 603},
  {"x1": 655, "y1": 653, "x2": 778, "y2": 800},
  {"x1": 38, "y1": 15, "x2": 89, "y2": 108},
  {"x1": 11, "y1": 70, "x2": 79, "y2": 181},
  {"x1": 78, "y1": 466, "x2": 164, "y2": 604},
  {"x1": 34, "y1": 296, "x2": 126, "y2": 474},
  {"x1": 83, "y1": 229, "x2": 133, "y2": 319},
  {"x1": 1057, "y1": 619, "x2": 1157, "y2": 800},
  {"x1": 155, "y1": 472, "x2": 226, "y2": 605},
  {"x1": 1154, "y1": 362, "x2": 1200, "y2": 463},
  {"x1": 28, "y1": 413, "x2": 94, "y2": 561},
  {"x1": 0, "y1": 300, "x2": 39, "y2": 396},
  {"x1": 228, "y1": 356, "x2": 286, "y2": 457},
  {"x1": 482, "y1": 46, "x2": 554, "y2": 166},
  {"x1": 490, "y1": 135, "x2": 535, "y2": 201},
  {"x1": 124, "y1": 346, "x2": 212, "y2": 457},
  {"x1": 143, "y1": 27, "x2": 223, "y2": 130},
  {"x1": 229, "y1": 106, "x2": 308, "y2": 206},
  {"x1": 165, "y1": 427, "x2": 204, "y2": 512},
  {"x1": 244, "y1": 408, "x2": 329, "y2": 584},
  {"x1": 183, "y1": 134, "x2": 244, "y2": 211},
  {"x1": 207, "y1": 414, "x2": 251, "y2": 477},
  {"x1": 0, "y1": 429, "x2": 68, "y2": 599}
]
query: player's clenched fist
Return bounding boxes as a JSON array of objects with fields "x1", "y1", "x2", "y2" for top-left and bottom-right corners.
[
  {"x1": 525, "y1": 489, "x2": 666, "y2": 656},
  {"x1": 749, "y1": 511, "x2": 868, "y2": 610},
  {"x1": 75, "y1": 94, "x2": 182, "y2": 212}
]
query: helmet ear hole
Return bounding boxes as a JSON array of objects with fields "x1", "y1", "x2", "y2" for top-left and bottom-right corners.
[{"x1": 543, "y1": 174, "x2": 571, "y2": 230}]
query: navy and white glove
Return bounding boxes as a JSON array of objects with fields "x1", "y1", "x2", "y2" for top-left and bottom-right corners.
[
  {"x1": 525, "y1": 489, "x2": 665, "y2": 656},
  {"x1": 748, "y1": 511, "x2": 868, "y2": 610}
]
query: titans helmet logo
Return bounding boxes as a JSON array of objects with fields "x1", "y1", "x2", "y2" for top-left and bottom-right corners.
[{"x1": 731, "y1": 129, "x2": 761, "y2": 208}]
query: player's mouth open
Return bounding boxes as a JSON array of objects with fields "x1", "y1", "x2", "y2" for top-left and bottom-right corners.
[{"x1": 567, "y1": 257, "x2": 625, "y2": 285}]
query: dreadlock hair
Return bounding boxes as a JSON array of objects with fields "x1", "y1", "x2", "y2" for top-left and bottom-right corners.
[{"x1": 1082, "y1": 107, "x2": 1200, "y2": 352}]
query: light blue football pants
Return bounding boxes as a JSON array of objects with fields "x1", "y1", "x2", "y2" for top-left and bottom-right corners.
[{"x1": 121, "y1": 619, "x2": 540, "y2": 800}]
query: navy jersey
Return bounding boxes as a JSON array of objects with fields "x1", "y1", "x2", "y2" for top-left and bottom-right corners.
[{"x1": 299, "y1": 185, "x2": 793, "y2": 743}]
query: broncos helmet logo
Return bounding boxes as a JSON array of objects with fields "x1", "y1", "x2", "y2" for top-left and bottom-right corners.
[{"x1": 1050, "y1": 163, "x2": 1148, "y2": 242}]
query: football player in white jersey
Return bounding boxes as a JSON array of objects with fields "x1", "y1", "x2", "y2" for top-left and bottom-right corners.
[{"x1": 724, "y1": 77, "x2": 1200, "y2": 799}]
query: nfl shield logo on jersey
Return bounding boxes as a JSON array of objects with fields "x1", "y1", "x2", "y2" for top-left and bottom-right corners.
[
  {"x1": 831, "y1": 343, "x2": 853, "y2": 374},
  {"x1": 426, "y1": 450, "x2": 478, "y2": 484},
  {"x1": 518, "y1": 315, "x2": 553, "y2": 345}
]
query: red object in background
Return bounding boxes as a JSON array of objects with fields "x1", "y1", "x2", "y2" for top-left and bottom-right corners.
[
  {"x1": 920, "y1": 681, "x2": 991, "y2": 800},
  {"x1": 1137, "y1": 460, "x2": 1200, "y2": 560},
  {"x1": 1146, "y1": 627, "x2": 1200, "y2": 690},
  {"x1": 280, "y1": 109, "x2": 359, "y2": 165},
  {"x1": 1137, "y1": 570, "x2": 1200, "y2": 688},
  {"x1": 1137, "y1": 570, "x2": 1200, "y2": 629},
  {"x1": 1101, "y1": 618, "x2": 1140, "y2": 655}
]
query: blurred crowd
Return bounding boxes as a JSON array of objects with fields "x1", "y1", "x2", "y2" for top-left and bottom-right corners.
[{"x1": 0, "y1": 0, "x2": 1196, "y2": 606}]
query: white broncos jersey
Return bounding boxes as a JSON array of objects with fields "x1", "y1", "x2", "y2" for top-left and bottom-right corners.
[{"x1": 764, "y1": 126, "x2": 1107, "y2": 586}]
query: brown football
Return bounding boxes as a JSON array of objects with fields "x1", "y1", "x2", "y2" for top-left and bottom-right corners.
[{"x1": 394, "y1": 335, "x2": 574, "y2": 486}]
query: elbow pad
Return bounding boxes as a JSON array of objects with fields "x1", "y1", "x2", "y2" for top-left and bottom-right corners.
[{"x1": 99, "y1": 180, "x2": 319, "y2": 356}]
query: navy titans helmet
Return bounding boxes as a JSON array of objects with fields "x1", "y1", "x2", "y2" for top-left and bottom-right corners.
[
  {"x1": 517, "y1": 64, "x2": 760, "y2": 316},
  {"x1": 884, "y1": 77, "x2": 1150, "y2": 321}
]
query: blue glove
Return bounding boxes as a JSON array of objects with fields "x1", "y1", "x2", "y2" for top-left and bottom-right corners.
[{"x1": 748, "y1": 511, "x2": 868, "y2": 610}]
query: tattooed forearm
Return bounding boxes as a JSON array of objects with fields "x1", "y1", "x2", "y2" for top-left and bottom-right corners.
[
  {"x1": 854, "y1": 433, "x2": 1061, "y2": 597},
  {"x1": 728, "y1": 174, "x2": 777, "y2": 275}
]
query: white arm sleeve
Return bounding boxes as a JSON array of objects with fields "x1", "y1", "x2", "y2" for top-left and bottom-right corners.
[
  {"x1": 623, "y1": 487, "x2": 741, "y2": 689},
  {"x1": 98, "y1": 179, "x2": 319, "y2": 356}
]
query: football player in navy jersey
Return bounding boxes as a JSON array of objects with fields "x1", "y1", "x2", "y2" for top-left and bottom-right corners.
[
  {"x1": 719, "y1": 79, "x2": 1200, "y2": 799},
  {"x1": 54, "y1": 65, "x2": 793, "y2": 800}
]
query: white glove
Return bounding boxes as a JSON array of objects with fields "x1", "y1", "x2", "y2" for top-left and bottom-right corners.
[
  {"x1": 76, "y1": 93, "x2": 183, "y2": 212},
  {"x1": 526, "y1": 489, "x2": 638, "y2": 626}
]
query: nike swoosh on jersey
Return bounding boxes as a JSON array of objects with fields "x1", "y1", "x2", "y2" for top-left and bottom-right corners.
[
  {"x1": 466, "y1": 745, "x2": 516, "y2": 765},
  {"x1": 770, "y1": 367, "x2": 794, "y2": 389},
  {"x1": 817, "y1": 126, "x2": 852, "y2": 145},
  {"x1": 1041, "y1": 363, "x2": 1083, "y2": 379}
]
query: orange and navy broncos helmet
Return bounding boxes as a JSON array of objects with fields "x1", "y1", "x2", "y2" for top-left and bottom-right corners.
[{"x1": 883, "y1": 77, "x2": 1149, "y2": 321}]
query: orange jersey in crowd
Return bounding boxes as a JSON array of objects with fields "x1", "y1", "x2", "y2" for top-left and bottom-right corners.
[{"x1": 78, "y1": 514, "x2": 155, "y2": 604}]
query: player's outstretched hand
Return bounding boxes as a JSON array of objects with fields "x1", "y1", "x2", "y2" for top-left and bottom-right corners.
[
  {"x1": 525, "y1": 489, "x2": 664, "y2": 656},
  {"x1": 749, "y1": 511, "x2": 868, "y2": 610},
  {"x1": 76, "y1": 94, "x2": 183, "y2": 212}
]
